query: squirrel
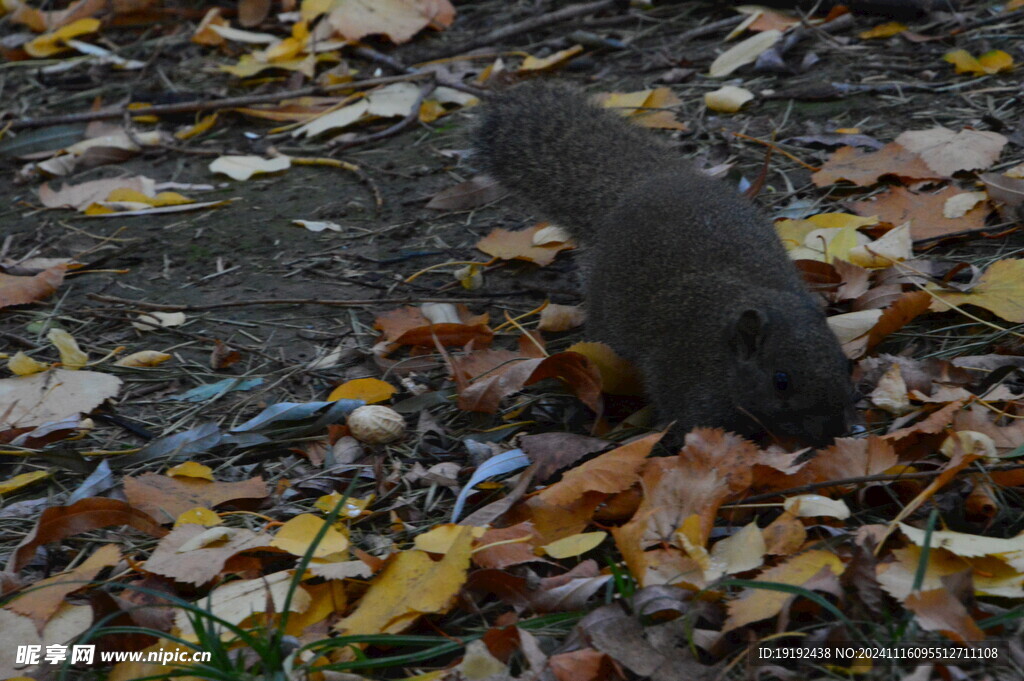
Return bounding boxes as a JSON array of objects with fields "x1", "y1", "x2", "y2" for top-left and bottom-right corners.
[{"x1": 473, "y1": 81, "x2": 856, "y2": 446}]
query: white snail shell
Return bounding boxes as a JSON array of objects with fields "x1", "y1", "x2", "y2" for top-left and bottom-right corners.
[{"x1": 347, "y1": 405, "x2": 406, "y2": 444}]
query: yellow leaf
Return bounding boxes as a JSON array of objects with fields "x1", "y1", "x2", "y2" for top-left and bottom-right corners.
[
  {"x1": 519, "y1": 45, "x2": 584, "y2": 72},
  {"x1": 859, "y1": 21, "x2": 906, "y2": 39},
  {"x1": 565, "y1": 341, "x2": 643, "y2": 396},
  {"x1": 173, "y1": 507, "x2": 223, "y2": 528},
  {"x1": 271, "y1": 513, "x2": 349, "y2": 559},
  {"x1": 847, "y1": 223, "x2": 912, "y2": 268},
  {"x1": 0, "y1": 470, "x2": 50, "y2": 495},
  {"x1": 724, "y1": 549, "x2": 845, "y2": 631},
  {"x1": 414, "y1": 524, "x2": 486, "y2": 554},
  {"x1": 24, "y1": 17, "x2": 100, "y2": 57},
  {"x1": 83, "y1": 203, "x2": 116, "y2": 215},
  {"x1": 541, "y1": 531, "x2": 607, "y2": 558},
  {"x1": 929, "y1": 259, "x2": 1024, "y2": 322},
  {"x1": 704, "y1": 85, "x2": 753, "y2": 113},
  {"x1": 175, "y1": 113, "x2": 218, "y2": 141},
  {"x1": 328, "y1": 377, "x2": 396, "y2": 403},
  {"x1": 167, "y1": 461, "x2": 214, "y2": 481},
  {"x1": 8, "y1": 351, "x2": 49, "y2": 376},
  {"x1": 945, "y1": 49, "x2": 1014, "y2": 75},
  {"x1": 314, "y1": 492, "x2": 374, "y2": 518},
  {"x1": 114, "y1": 350, "x2": 173, "y2": 367},
  {"x1": 47, "y1": 328, "x2": 88, "y2": 369},
  {"x1": 806, "y1": 213, "x2": 879, "y2": 229},
  {"x1": 336, "y1": 527, "x2": 474, "y2": 636},
  {"x1": 977, "y1": 50, "x2": 1014, "y2": 73}
]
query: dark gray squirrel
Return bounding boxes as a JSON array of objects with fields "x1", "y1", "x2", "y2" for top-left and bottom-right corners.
[{"x1": 473, "y1": 81, "x2": 856, "y2": 446}]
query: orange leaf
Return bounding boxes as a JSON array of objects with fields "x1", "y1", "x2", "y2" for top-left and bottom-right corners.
[
  {"x1": 811, "y1": 143, "x2": 943, "y2": 188},
  {"x1": 849, "y1": 186, "x2": 990, "y2": 243},
  {"x1": 476, "y1": 222, "x2": 575, "y2": 266},
  {"x1": 8, "y1": 498, "x2": 165, "y2": 572},
  {"x1": 904, "y1": 589, "x2": 985, "y2": 642},
  {"x1": 123, "y1": 474, "x2": 268, "y2": 524},
  {"x1": 0, "y1": 264, "x2": 68, "y2": 309}
]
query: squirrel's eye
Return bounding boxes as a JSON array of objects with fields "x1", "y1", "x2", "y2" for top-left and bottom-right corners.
[{"x1": 773, "y1": 371, "x2": 790, "y2": 392}]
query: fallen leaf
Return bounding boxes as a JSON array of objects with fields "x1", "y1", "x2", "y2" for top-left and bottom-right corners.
[
  {"x1": 811, "y1": 143, "x2": 944, "y2": 187},
  {"x1": 114, "y1": 350, "x2": 172, "y2": 367},
  {"x1": 7, "y1": 544, "x2": 119, "y2": 626},
  {"x1": 709, "y1": 29, "x2": 782, "y2": 77},
  {"x1": 0, "y1": 263, "x2": 68, "y2": 309},
  {"x1": 328, "y1": 377, "x2": 396, "y2": 403},
  {"x1": 904, "y1": 588, "x2": 985, "y2": 642},
  {"x1": 542, "y1": 531, "x2": 607, "y2": 559},
  {"x1": 144, "y1": 524, "x2": 273, "y2": 585},
  {"x1": 123, "y1": 473, "x2": 269, "y2": 524},
  {"x1": 132, "y1": 311, "x2": 186, "y2": 331},
  {"x1": 39, "y1": 176, "x2": 155, "y2": 209},
  {"x1": 944, "y1": 49, "x2": 1014, "y2": 75},
  {"x1": 319, "y1": 0, "x2": 455, "y2": 44},
  {"x1": 336, "y1": 526, "x2": 473, "y2": 635},
  {"x1": 859, "y1": 21, "x2": 907, "y2": 39},
  {"x1": 24, "y1": 17, "x2": 99, "y2": 57},
  {"x1": 520, "y1": 45, "x2": 584, "y2": 72},
  {"x1": 175, "y1": 570, "x2": 310, "y2": 637},
  {"x1": 476, "y1": 222, "x2": 575, "y2": 266},
  {"x1": 209, "y1": 154, "x2": 291, "y2": 180},
  {"x1": 538, "y1": 304, "x2": 586, "y2": 332},
  {"x1": 723, "y1": 550, "x2": 845, "y2": 631},
  {"x1": 0, "y1": 368, "x2": 121, "y2": 429},
  {"x1": 704, "y1": 85, "x2": 753, "y2": 113},
  {"x1": 271, "y1": 513, "x2": 350, "y2": 558},
  {"x1": 849, "y1": 186, "x2": 991, "y2": 242},
  {"x1": 0, "y1": 470, "x2": 50, "y2": 495},
  {"x1": 928, "y1": 259, "x2": 1024, "y2": 322},
  {"x1": 895, "y1": 127, "x2": 1007, "y2": 176},
  {"x1": 47, "y1": 328, "x2": 87, "y2": 369},
  {"x1": 8, "y1": 498, "x2": 165, "y2": 572}
]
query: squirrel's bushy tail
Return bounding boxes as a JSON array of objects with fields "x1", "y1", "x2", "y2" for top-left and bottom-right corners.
[{"x1": 473, "y1": 81, "x2": 675, "y2": 240}]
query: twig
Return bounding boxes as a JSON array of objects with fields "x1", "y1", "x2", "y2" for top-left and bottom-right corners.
[
  {"x1": 3, "y1": 73, "x2": 432, "y2": 130},
  {"x1": 86, "y1": 293, "x2": 498, "y2": 311},
  {"x1": 423, "y1": 0, "x2": 620, "y2": 60},
  {"x1": 727, "y1": 461, "x2": 1024, "y2": 507}
]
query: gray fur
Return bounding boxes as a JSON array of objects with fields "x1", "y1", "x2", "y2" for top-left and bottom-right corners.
[{"x1": 474, "y1": 81, "x2": 854, "y2": 445}]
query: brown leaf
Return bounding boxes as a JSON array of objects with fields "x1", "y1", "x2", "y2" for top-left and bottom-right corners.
[
  {"x1": 375, "y1": 305, "x2": 492, "y2": 351},
  {"x1": 426, "y1": 175, "x2": 506, "y2": 210},
  {"x1": 457, "y1": 351, "x2": 603, "y2": 415},
  {"x1": 123, "y1": 474, "x2": 269, "y2": 524},
  {"x1": 8, "y1": 498, "x2": 165, "y2": 572},
  {"x1": 476, "y1": 222, "x2": 575, "y2": 267},
  {"x1": 904, "y1": 588, "x2": 985, "y2": 643},
  {"x1": 548, "y1": 648, "x2": 617, "y2": 681},
  {"x1": 0, "y1": 263, "x2": 67, "y2": 308},
  {"x1": 143, "y1": 525, "x2": 275, "y2": 585},
  {"x1": 472, "y1": 523, "x2": 543, "y2": 569},
  {"x1": 519, "y1": 432, "x2": 610, "y2": 481},
  {"x1": 812, "y1": 143, "x2": 943, "y2": 187},
  {"x1": 866, "y1": 290, "x2": 932, "y2": 349},
  {"x1": 238, "y1": 0, "x2": 271, "y2": 26},
  {"x1": 7, "y1": 543, "x2": 120, "y2": 626},
  {"x1": 537, "y1": 431, "x2": 662, "y2": 508},
  {"x1": 850, "y1": 185, "x2": 991, "y2": 242}
]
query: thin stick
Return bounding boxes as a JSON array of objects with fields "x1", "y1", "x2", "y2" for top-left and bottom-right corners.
[
  {"x1": 4, "y1": 73, "x2": 432, "y2": 130},
  {"x1": 86, "y1": 293, "x2": 498, "y2": 311}
]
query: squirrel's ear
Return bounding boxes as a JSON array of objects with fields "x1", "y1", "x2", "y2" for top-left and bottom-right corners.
[{"x1": 731, "y1": 308, "x2": 767, "y2": 360}]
